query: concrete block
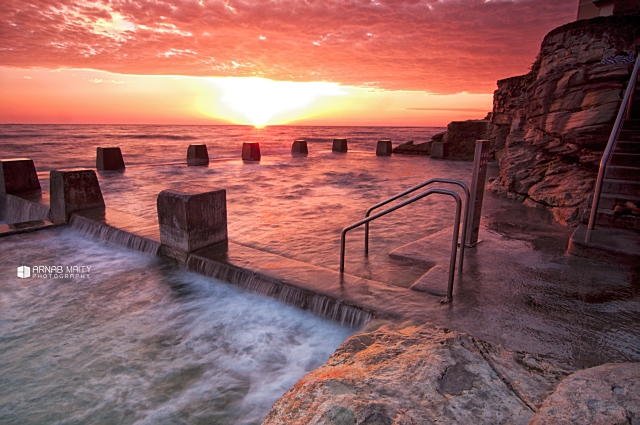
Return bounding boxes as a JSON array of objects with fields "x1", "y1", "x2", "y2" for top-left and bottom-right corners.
[
  {"x1": 49, "y1": 169, "x2": 105, "y2": 223},
  {"x1": 157, "y1": 189, "x2": 228, "y2": 259},
  {"x1": 242, "y1": 142, "x2": 261, "y2": 161},
  {"x1": 187, "y1": 144, "x2": 209, "y2": 166},
  {"x1": 376, "y1": 140, "x2": 393, "y2": 156},
  {"x1": 291, "y1": 139, "x2": 308, "y2": 155},
  {"x1": 431, "y1": 142, "x2": 449, "y2": 159},
  {"x1": 96, "y1": 147, "x2": 125, "y2": 170},
  {"x1": 0, "y1": 158, "x2": 41, "y2": 194},
  {"x1": 332, "y1": 138, "x2": 348, "y2": 152}
]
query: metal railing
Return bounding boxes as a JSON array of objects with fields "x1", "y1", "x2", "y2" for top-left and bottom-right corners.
[
  {"x1": 586, "y1": 53, "x2": 640, "y2": 242},
  {"x1": 364, "y1": 178, "x2": 470, "y2": 271},
  {"x1": 340, "y1": 188, "x2": 462, "y2": 302}
]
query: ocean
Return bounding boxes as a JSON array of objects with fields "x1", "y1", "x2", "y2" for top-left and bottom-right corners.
[{"x1": 2, "y1": 124, "x2": 460, "y2": 424}]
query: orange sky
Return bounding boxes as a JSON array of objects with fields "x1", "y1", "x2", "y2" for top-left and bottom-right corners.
[{"x1": 0, "y1": 0, "x2": 577, "y2": 127}]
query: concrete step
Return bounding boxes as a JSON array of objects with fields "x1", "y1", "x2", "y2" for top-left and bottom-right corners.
[
  {"x1": 602, "y1": 178, "x2": 640, "y2": 197},
  {"x1": 610, "y1": 152, "x2": 640, "y2": 166},
  {"x1": 604, "y1": 165, "x2": 640, "y2": 181},
  {"x1": 567, "y1": 225, "x2": 640, "y2": 266},
  {"x1": 615, "y1": 141, "x2": 640, "y2": 153},
  {"x1": 619, "y1": 130, "x2": 640, "y2": 141},
  {"x1": 597, "y1": 193, "x2": 640, "y2": 210},
  {"x1": 623, "y1": 119, "x2": 640, "y2": 130},
  {"x1": 583, "y1": 208, "x2": 640, "y2": 231}
]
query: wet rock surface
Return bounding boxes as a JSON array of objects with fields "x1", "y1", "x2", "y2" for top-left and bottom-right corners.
[
  {"x1": 262, "y1": 323, "x2": 574, "y2": 425},
  {"x1": 529, "y1": 363, "x2": 640, "y2": 425},
  {"x1": 392, "y1": 140, "x2": 433, "y2": 155},
  {"x1": 487, "y1": 15, "x2": 640, "y2": 225}
]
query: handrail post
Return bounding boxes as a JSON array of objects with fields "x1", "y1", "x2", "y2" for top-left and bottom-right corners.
[
  {"x1": 363, "y1": 178, "x2": 470, "y2": 271},
  {"x1": 446, "y1": 195, "x2": 462, "y2": 302},
  {"x1": 340, "y1": 230, "x2": 347, "y2": 273},
  {"x1": 341, "y1": 189, "x2": 463, "y2": 300},
  {"x1": 586, "y1": 53, "x2": 640, "y2": 243}
]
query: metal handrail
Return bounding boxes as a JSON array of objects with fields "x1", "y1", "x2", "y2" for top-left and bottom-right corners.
[
  {"x1": 364, "y1": 178, "x2": 470, "y2": 271},
  {"x1": 340, "y1": 188, "x2": 462, "y2": 302},
  {"x1": 586, "y1": 53, "x2": 640, "y2": 243}
]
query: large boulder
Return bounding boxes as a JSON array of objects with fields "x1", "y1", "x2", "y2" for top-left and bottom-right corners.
[
  {"x1": 487, "y1": 15, "x2": 640, "y2": 225},
  {"x1": 262, "y1": 323, "x2": 573, "y2": 425}
]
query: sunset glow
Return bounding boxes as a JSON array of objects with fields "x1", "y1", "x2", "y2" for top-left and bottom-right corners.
[{"x1": 0, "y1": 0, "x2": 577, "y2": 126}]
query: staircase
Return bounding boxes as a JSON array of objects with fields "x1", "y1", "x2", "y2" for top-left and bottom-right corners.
[
  {"x1": 590, "y1": 94, "x2": 640, "y2": 231},
  {"x1": 568, "y1": 55, "x2": 640, "y2": 264}
]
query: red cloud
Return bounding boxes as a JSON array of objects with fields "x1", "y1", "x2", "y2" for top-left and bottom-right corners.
[{"x1": 0, "y1": 0, "x2": 576, "y2": 93}]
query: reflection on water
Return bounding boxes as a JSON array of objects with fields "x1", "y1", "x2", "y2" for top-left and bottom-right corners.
[{"x1": 0, "y1": 228, "x2": 354, "y2": 424}]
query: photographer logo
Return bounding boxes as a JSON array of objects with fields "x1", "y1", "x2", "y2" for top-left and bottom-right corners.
[{"x1": 17, "y1": 266, "x2": 31, "y2": 279}]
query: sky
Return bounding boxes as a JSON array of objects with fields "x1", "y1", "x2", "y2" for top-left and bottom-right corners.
[{"x1": 0, "y1": 0, "x2": 577, "y2": 127}]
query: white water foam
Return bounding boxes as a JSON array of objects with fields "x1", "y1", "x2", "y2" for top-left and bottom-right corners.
[{"x1": 0, "y1": 228, "x2": 355, "y2": 424}]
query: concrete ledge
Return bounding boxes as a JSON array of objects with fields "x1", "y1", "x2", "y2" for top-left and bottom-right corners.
[
  {"x1": 332, "y1": 138, "x2": 348, "y2": 152},
  {"x1": 96, "y1": 147, "x2": 125, "y2": 171},
  {"x1": 0, "y1": 220, "x2": 61, "y2": 237},
  {"x1": 376, "y1": 140, "x2": 393, "y2": 156},
  {"x1": 292, "y1": 140, "x2": 308, "y2": 155},
  {"x1": 187, "y1": 144, "x2": 209, "y2": 166},
  {"x1": 157, "y1": 189, "x2": 228, "y2": 261},
  {"x1": 0, "y1": 158, "x2": 41, "y2": 194},
  {"x1": 567, "y1": 225, "x2": 640, "y2": 266},
  {"x1": 242, "y1": 142, "x2": 261, "y2": 161},
  {"x1": 49, "y1": 169, "x2": 105, "y2": 223},
  {"x1": 431, "y1": 142, "x2": 449, "y2": 159}
]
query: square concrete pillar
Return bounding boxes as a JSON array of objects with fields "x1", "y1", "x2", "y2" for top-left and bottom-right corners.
[
  {"x1": 242, "y1": 142, "x2": 261, "y2": 161},
  {"x1": 0, "y1": 158, "x2": 41, "y2": 194},
  {"x1": 157, "y1": 189, "x2": 228, "y2": 262},
  {"x1": 332, "y1": 138, "x2": 348, "y2": 152},
  {"x1": 291, "y1": 140, "x2": 308, "y2": 155},
  {"x1": 187, "y1": 144, "x2": 209, "y2": 166},
  {"x1": 376, "y1": 140, "x2": 393, "y2": 156},
  {"x1": 96, "y1": 147, "x2": 125, "y2": 170},
  {"x1": 431, "y1": 142, "x2": 449, "y2": 159},
  {"x1": 49, "y1": 169, "x2": 105, "y2": 223}
]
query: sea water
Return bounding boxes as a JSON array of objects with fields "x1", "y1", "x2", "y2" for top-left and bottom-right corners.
[{"x1": 0, "y1": 228, "x2": 354, "y2": 424}]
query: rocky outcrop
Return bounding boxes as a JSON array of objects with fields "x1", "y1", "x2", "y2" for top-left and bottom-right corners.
[
  {"x1": 392, "y1": 140, "x2": 433, "y2": 155},
  {"x1": 392, "y1": 132, "x2": 444, "y2": 155},
  {"x1": 262, "y1": 323, "x2": 573, "y2": 425},
  {"x1": 529, "y1": 363, "x2": 640, "y2": 425},
  {"x1": 440, "y1": 120, "x2": 493, "y2": 160},
  {"x1": 488, "y1": 15, "x2": 640, "y2": 225}
]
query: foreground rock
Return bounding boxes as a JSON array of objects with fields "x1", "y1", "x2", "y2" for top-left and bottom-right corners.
[
  {"x1": 487, "y1": 15, "x2": 639, "y2": 225},
  {"x1": 529, "y1": 363, "x2": 640, "y2": 425},
  {"x1": 262, "y1": 323, "x2": 572, "y2": 425}
]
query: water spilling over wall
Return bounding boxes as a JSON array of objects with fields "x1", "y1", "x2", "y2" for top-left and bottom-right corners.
[
  {"x1": 1, "y1": 194, "x2": 49, "y2": 224},
  {"x1": 0, "y1": 228, "x2": 354, "y2": 424},
  {"x1": 70, "y1": 214, "x2": 160, "y2": 255}
]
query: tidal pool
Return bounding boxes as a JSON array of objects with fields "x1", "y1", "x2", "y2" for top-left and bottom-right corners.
[{"x1": 0, "y1": 228, "x2": 354, "y2": 424}]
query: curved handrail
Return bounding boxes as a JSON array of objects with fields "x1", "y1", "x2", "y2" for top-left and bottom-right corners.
[
  {"x1": 586, "y1": 53, "x2": 640, "y2": 242},
  {"x1": 341, "y1": 188, "x2": 462, "y2": 302},
  {"x1": 364, "y1": 178, "x2": 470, "y2": 271}
]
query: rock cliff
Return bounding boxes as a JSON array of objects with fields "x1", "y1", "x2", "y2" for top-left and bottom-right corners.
[{"x1": 488, "y1": 15, "x2": 640, "y2": 225}]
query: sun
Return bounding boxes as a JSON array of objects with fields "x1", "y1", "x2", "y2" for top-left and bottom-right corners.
[{"x1": 207, "y1": 77, "x2": 346, "y2": 127}]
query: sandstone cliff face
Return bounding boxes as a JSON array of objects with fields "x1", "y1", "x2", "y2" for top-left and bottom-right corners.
[{"x1": 488, "y1": 15, "x2": 640, "y2": 225}]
